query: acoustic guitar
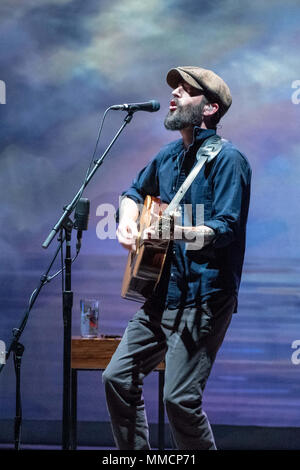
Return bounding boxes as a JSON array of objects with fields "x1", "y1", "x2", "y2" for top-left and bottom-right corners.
[{"x1": 121, "y1": 195, "x2": 171, "y2": 302}]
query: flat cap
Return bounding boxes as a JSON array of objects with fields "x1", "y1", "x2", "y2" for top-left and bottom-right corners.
[{"x1": 166, "y1": 66, "x2": 232, "y2": 118}]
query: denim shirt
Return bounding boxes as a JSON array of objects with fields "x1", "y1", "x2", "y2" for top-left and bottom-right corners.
[{"x1": 122, "y1": 127, "x2": 251, "y2": 312}]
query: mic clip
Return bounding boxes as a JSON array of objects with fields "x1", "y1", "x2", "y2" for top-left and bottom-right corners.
[{"x1": 61, "y1": 215, "x2": 74, "y2": 232}]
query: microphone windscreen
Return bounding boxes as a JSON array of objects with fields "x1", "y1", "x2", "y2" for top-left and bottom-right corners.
[{"x1": 150, "y1": 100, "x2": 160, "y2": 111}]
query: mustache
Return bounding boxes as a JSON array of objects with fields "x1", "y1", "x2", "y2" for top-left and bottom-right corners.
[{"x1": 170, "y1": 98, "x2": 179, "y2": 107}]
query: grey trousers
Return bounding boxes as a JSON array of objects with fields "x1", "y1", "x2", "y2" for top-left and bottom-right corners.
[{"x1": 102, "y1": 294, "x2": 235, "y2": 450}]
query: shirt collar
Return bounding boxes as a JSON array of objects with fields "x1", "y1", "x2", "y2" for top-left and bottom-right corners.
[
  {"x1": 170, "y1": 127, "x2": 216, "y2": 159},
  {"x1": 192, "y1": 126, "x2": 216, "y2": 146},
  {"x1": 184, "y1": 127, "x2": 216, "y2": 158}
]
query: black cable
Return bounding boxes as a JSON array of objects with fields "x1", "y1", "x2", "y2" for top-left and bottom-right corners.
[{"x1": 75, "y1": 106, "x2": 111, "y2": 204}]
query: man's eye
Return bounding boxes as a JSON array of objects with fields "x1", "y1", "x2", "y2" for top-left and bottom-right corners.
[
  {"x1": 189, "y1": 88, "x2": 202, "y2": 97},
  {"x1": 183, "y1": 85, "x2": 192, "y2": 94},
  {"x1": 183, "y1": 85, "x2": 198, "y2": 96}
]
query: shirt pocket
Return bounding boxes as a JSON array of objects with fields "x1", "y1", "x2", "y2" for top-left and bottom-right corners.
[
  {"x1": 190, "y1": 181, "x2": 212, "y2": 224},
  {"x1": 192, "y1": 175, "x2": 213, "y2": 197}
]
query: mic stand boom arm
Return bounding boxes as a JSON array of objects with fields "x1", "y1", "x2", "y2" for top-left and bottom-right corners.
[{"x1": 42, "y1": 111, "x2": 134, "y2": 249}]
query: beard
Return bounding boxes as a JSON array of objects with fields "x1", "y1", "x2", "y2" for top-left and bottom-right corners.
[{"x1": 164, "y1": 101, "x2": 205, "y2": 131}]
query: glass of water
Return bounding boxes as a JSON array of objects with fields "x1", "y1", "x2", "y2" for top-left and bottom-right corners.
[{"x1": 80, "y1": 299, "x2": 99, "y2": 338}]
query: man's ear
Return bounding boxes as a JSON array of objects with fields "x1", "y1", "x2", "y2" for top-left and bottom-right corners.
[{"x1": 203, "y1": 102, "x2": 219, "y2": 116}]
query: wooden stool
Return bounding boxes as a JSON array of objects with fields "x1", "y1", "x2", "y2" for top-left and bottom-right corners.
[{"x1": 70, "y1": 336, "x2": 166, "y2": 449}]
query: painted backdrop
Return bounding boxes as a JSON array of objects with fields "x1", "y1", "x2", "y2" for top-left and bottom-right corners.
[{"x1": 0, "y1": 0, "x2": 300, "y2": 435}]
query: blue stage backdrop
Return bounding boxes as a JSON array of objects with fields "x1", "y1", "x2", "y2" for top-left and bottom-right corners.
[{"x1": 0, "y1": 0, "x2": 300, "y2": 434}]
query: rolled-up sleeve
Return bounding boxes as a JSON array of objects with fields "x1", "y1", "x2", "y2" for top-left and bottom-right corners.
[{"x1": 204, "y1": 148, "x2": 251, "y2": 248}]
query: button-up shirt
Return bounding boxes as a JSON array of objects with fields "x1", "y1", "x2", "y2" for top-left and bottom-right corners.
[{"x1": 122, "y1": 127, "x2": 251, "y2": 312}]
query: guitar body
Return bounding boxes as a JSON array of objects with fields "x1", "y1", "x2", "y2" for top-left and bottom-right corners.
[{"x1": 121, "y1": 195, "x2": 170, "y2": 302}]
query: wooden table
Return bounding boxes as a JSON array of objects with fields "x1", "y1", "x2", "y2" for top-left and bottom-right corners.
[{"x1": 70, "y1": 336, "x2": 166, "y2": 449}]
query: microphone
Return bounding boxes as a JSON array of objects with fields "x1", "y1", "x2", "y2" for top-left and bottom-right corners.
[
  {"x1": 0, "y1": 340, "x2": 6, "y2": 365},
  {"x1": 74, "y1": 198, "x2": 90, "y2": 252},
  {"x1": 110, "y1": 100, "x2": 160, "y2": 113}
]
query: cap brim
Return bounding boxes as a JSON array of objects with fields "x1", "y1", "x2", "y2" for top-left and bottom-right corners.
[{"x1": 166, "y1": 68, "x2": 204, "y2": 91}]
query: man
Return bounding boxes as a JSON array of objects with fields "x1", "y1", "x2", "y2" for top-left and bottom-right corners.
[{"x1": 103, "y1": 66, "x2": 251, "y2": 450}]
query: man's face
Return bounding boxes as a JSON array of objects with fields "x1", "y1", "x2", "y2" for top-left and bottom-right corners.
[{"x1": 164, "y1": 81, "x2": 206, "y2": 131}]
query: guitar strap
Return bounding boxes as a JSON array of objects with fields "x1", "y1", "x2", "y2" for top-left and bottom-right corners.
[{"x1": 164, "y1": 134, "x2": 224, "y2": 217}]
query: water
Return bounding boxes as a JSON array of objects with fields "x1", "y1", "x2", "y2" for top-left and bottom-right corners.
[{"x1": 80, "y1": 299, "x2": 99, "y2": 338}]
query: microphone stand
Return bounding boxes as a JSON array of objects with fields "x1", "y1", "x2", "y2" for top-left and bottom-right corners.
[
  {"x1": 60, "y1": 219, "x2": 74, "y2": 451},
  {"x1": 0, "y1": 235, "x2": 65, "y2": 450},
  {"x1": 42, "y1": 110, "x2": 134, "y2": 450}
]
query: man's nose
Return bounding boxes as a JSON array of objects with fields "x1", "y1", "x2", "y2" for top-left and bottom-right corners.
[{"x1": 172, "y1": 85, "x2": 182, "y2": 97}]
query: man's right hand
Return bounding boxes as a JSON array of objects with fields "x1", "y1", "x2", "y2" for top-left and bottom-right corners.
[{"x1": 116, "y1": 218, "x2": 139, "y2": 251}]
